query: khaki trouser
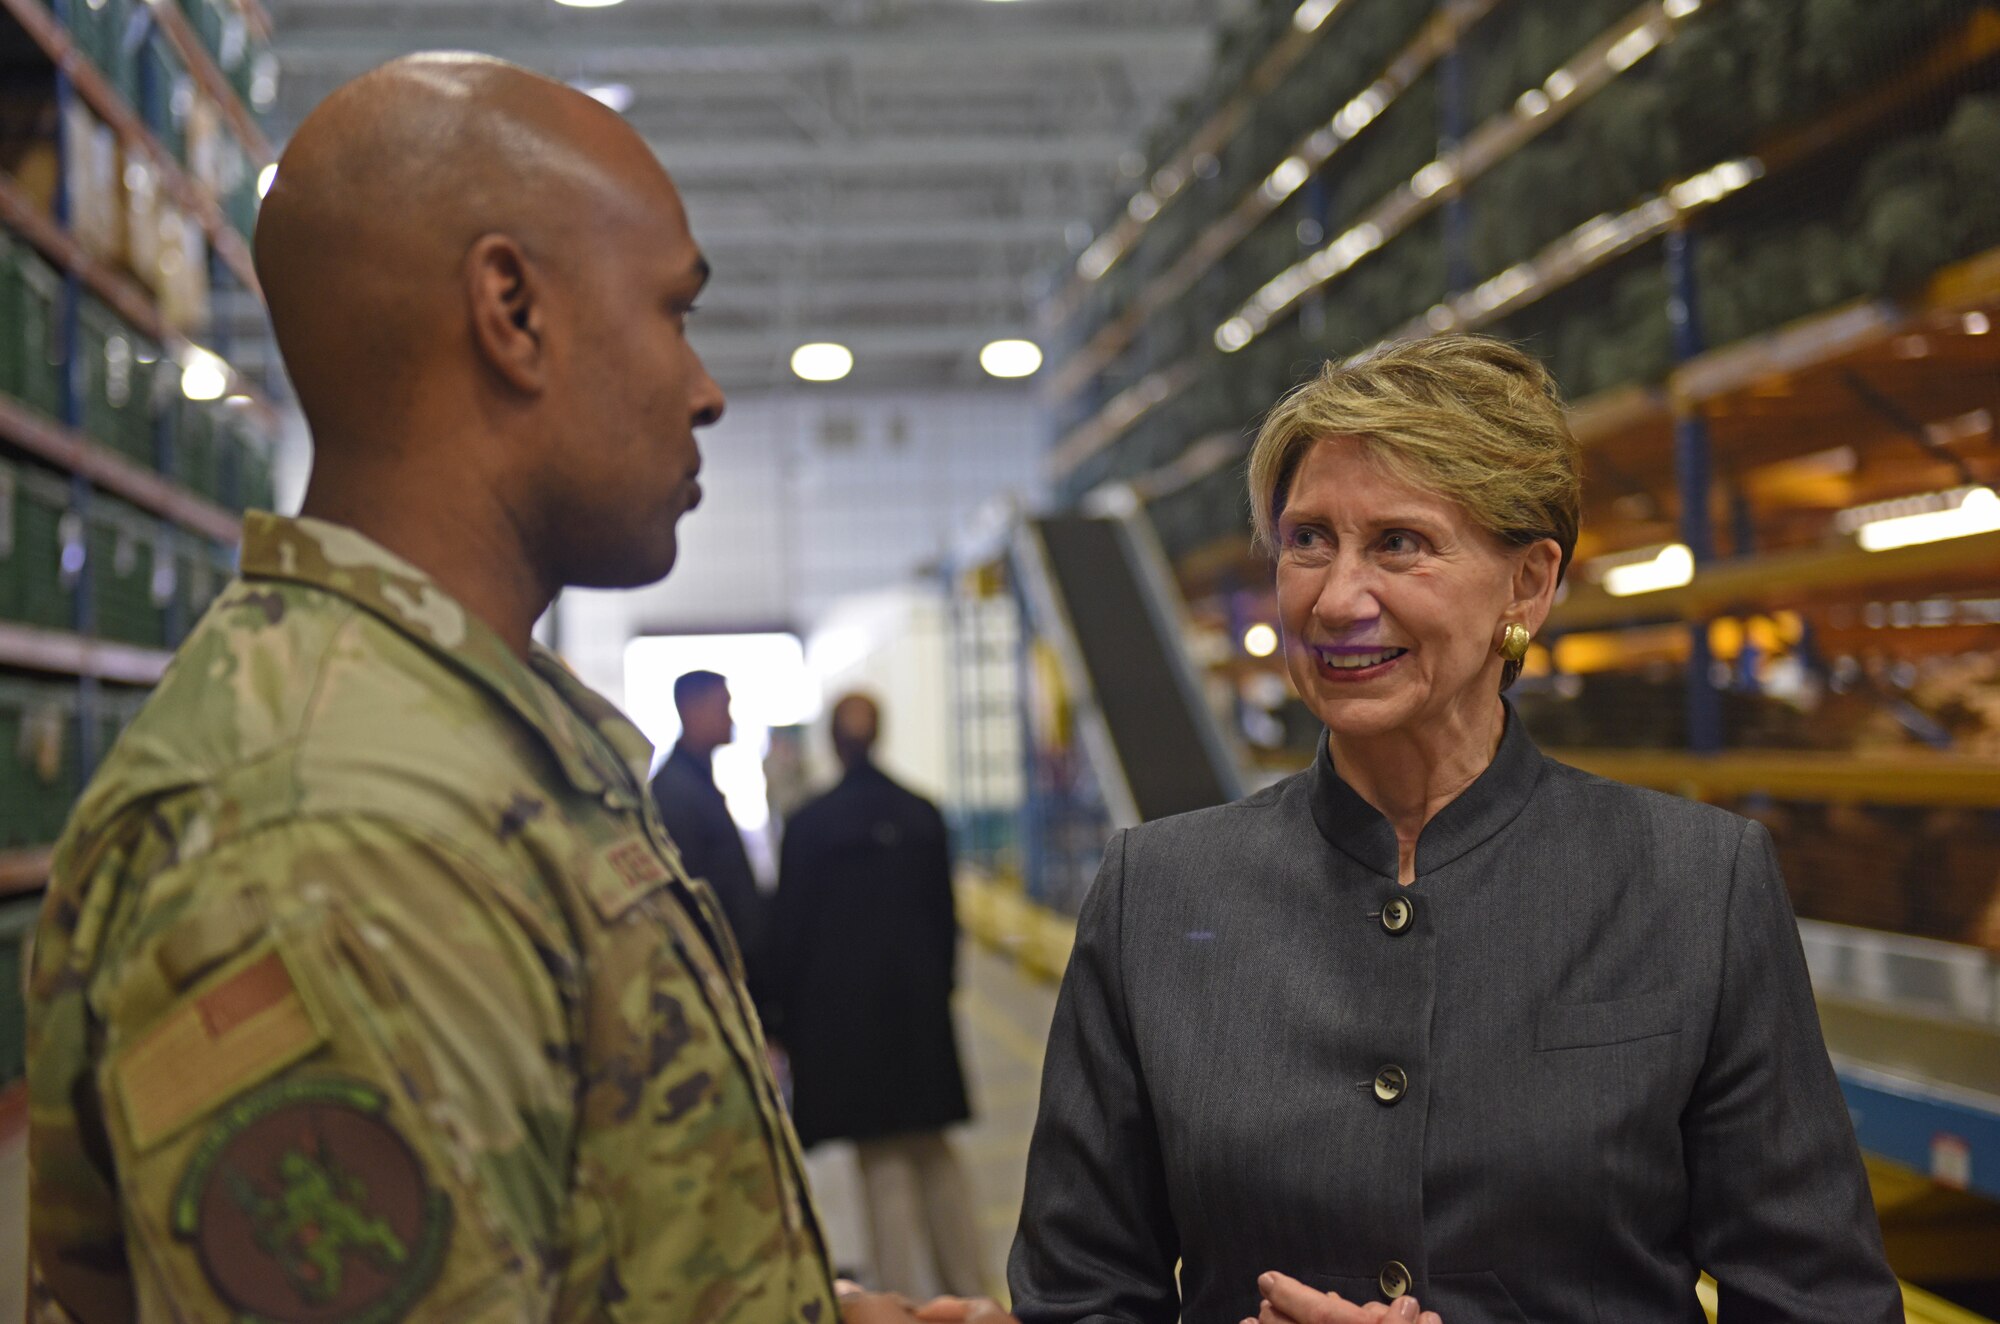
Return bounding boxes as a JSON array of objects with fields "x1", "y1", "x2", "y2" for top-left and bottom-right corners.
[{"x1": 854, "y1": 1131, "x2": 987, "y2": 1299}]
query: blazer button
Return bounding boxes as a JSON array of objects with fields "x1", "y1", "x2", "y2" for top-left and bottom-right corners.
[
  {"x1": 1381, "y1": 896, "x2": 1414, "y2": 934},
  {"x1": 1373, "y1": 1064, "x2": 1408, "y2": 1105},
  {"x1": 1379, "y1": 1261, "x2": 1412, "y2": 1300}
]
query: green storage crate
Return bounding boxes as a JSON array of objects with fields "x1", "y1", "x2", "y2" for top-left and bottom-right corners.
[
  {"x1": 0, "y1": 677, "x2": 79, "y2": 851},
  {"x1": 226, "y1": 421, "x2": 275, "y2": 511},
  {"x1": 170, "y1": 397, "x2": 221, "y2": 502},
  {"x1": 65, "y1": 0, "x2": 138, "y2": 104},
  {"x1": 138, "y1": 31, "x2": 192, "y2": 166},
  {"x1": 0, "y1": 895, "x2": 43, "y2": 1084},
  {"x1": 172, "y1": 535, "x2": 227, "y2": 638},
  {"x1": 86, "y1": 496, "x2": 169, "y2": 649},
  {"x1": 1, "y1": 238, "x2": 64, "y2": 422},
  {"x1": 77, "y1": 300, "x2": 163, "y2": 467},
  {"x1": 2, "y1": 463, "x2": 79, "y2": 633}
]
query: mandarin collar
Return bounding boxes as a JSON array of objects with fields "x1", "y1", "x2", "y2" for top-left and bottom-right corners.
[{"x1": 1307, "y1": 700, "x2": 1547, "y2": 881}]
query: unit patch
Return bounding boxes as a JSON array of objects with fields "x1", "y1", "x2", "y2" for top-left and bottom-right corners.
[
  {"x1": 172, "y1": 1077, "x2": 451, "y2": 1324},
  {"x1": 588, "y1": 837, "x2": 674, "y2": 918}
]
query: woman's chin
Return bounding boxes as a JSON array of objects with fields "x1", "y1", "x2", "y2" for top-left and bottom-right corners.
[{"x1": 1310, "y1": 690, "x2": 1418, "y2": 742}]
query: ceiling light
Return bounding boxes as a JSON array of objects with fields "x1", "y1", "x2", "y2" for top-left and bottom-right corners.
[
  {"x1": 1965, "y1": 311, "x2": 1992, "y2": 335},
  {"x1": 1853, "y1": 487, "x2": 2000, "y2": 552},
  {"x1": 980, "y1": 339, "x2": 1043, "y2": 379},
  {"x1": 1665, "y1": 0, "x2": 1700, "y2": 16},
  {"x1": 1292, "y1": 0, "x2": 1341, "y2": 32},
  {"x1": 1215, "y1": 318, "x2": 1253, "y2": 353},
  {"x1": 553, "y1": 0, "x2": 625, "y2": 8},
  {"x1": 180, "y1": 348, "x2": 228, "y2": 402},
  {"x1": 256, "y1": 162, "x2": 277, "y2": 197},
  {"x1": 1127, "y1": 192, "x2": 1162, "y2": 223},
  {"x1": 1544, "y1": 68, "x2": 1577, "y2": 102},
  {"x1": 1607, "y1": 23, "x2": 1663, "y2": 72},
  {"x1": 1515, "y1": 88, "x2": 1551, "y2": 118},
  {"x1": 1601, "y1": 544, "x2": 1694, "y2": 597},
  {"x1": 790, "y1": 343, "x2": 853, "y2": 383},
  {"x1": 1243, "y1": 623, "x2": 1279, "y2": 657},
  {"x1": 579, "y1": 83, "x2": 633, "y2": 113},
  {"x1": 1262, "y1": 156, "x2": 1310, "y2": 202}
]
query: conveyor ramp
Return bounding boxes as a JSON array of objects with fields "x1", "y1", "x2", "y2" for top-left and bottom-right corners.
[{"x1": 1015, "y1": 511, "x2": 1241, "y2": 827}]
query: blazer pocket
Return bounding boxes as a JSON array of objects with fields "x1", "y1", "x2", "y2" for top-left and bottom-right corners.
[{"x1": 1536, "y1": 990, "x2": 1682, "y2": 1051}]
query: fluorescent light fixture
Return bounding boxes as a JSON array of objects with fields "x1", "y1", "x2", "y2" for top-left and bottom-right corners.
[
  {"x1": 256, "y1": 162, "x2": 277, "y2": 197},
  {"x1": 580, "y1": 83, "x2": 633, "y2": 113},
  {"x1": 790, "y1": 343, "x2": 853, "y2": 382},
  {"x1": 180, "y1": 348, "x2": 228, "y2": 402},
  {"x1": 1215, "y1": 318, "x2": 1254, "y2": 353},
  {"x1": 1544, "y1": 68, "x2": 1577, "y2": 102},
  {"x1": 1664, "y1": 0, "x2": 1700, "y2": 16},
  {"x1": 1243, "y1": 623, "x2": 1279, "y2": 657},
  {"x1": 1601, "y1": 543, "x2": 1694, "y2": 597},
  {"x1": 1078, "y1": 235, "x2": 1123, "y2": 281},
  {"x1": 1262, "y1": 156, "x2": 1311, "y2": 202},
  {"x1": 223, "y1": 393, "x2": 252, "y2": 406},
  {"x1": 980, "y1": 339, "x2": 1044, "y2": 379},
  {"x1": 1127, "y1": 192, "x2": 1162, "y2": 222},
  {"x1": 1852, "y1": 487, "x2": 2000, "y2": 552},
  {"x1": 552, "y1": 0, "x2": 624, "y2": 8},
  {"x1": 1965, "y1": 311, "x2": 1992, "y2": 336},
  {"x1": 1607, "y1": 23, "x2": 1663, "y2": 72},
  {"x1": 1293, "y1": 0, "x2": 1341, "y2": 32},
  {"x1": 1410, "y1": 159, "x2": 1455, "y2": 199},
  {"x1": 1515, "y1": 88, "x2": 1551, "y2": 118}
]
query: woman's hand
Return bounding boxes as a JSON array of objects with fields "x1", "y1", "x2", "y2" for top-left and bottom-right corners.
[{"x1": 1242, "y1": 1271, "x2": 1443, "y2": 1324}]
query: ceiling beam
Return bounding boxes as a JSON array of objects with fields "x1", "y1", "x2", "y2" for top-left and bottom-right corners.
[
  {"x1": 684, "y1": 216, "x2": 1072, "y2": 248},
  {"x1": 270, "y1": 24, "x2": 1212, "y2": 75}
]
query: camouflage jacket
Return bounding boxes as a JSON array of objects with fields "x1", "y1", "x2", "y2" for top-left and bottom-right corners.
[{"x1": 27, "y1": 513, "x2": 838, "y2": 1324}]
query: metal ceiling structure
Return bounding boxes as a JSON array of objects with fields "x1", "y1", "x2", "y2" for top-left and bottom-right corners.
[{"x1": 254, "y1": 0, "x2": 1241, "y2": 391}]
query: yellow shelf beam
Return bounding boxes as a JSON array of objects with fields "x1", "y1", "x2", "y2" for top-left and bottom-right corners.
[
  {"x1": 1546, "y1": 748, "x2": 2000, "y2": 809},
  {"x1": 1549, "y1": 529, "x2": 2000, "y2": 631}
]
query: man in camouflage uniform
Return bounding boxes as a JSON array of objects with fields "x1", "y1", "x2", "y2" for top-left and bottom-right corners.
[{"x1": 27, "y1": 54, "x2": 999, "y2": 1324}]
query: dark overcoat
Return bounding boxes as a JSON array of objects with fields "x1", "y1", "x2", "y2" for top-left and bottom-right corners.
[
  {"x1": 772, "y1": 761, "x2": 972, "y2": 1147},
  {"x1": 1009, "y1": 708, "x2": 1902, "y2": 1324}
]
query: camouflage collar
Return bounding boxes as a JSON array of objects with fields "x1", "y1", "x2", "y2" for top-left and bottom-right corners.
[{"x1": 240, "y1": 513, "x2": 629, "y2": 800}]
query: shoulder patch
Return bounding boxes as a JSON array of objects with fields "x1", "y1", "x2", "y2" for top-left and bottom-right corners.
[
  {"x1": 172, "y1": 1077, "x2": 451, "y2": 1324},
  {"x1": 115, "y1": 948, "x2": 329, "y2": 1152},
  {"x1": 588, "y1": 836, "x2": 675, "y2": 920}
]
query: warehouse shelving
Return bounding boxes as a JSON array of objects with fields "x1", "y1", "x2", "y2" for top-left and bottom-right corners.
[
  {"x1": 0, "y1": 0, "x2": 266, "y2": 294},
  {"x1": 1546, "y1": 748, "x2": 2000, "y2": 809},
  {"x1": 0, "y1": 847, "x2": 53, "y2": 898},
  {"x1": 0, "y1": 621, "x2": 174, "y2": 688},
  {"x1": 0, "y1": 391, "x2": 244, "y2": 544},
  {"x1": 1055, "y1": 4, "x2": 2000, "y2": 494},
  {"x1": 0, "y1": 0, "x2": 274, "y2": 900}
]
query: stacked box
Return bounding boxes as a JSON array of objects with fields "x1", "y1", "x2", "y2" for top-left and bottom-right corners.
[
  {"x1": 138, "y1": 30, "x2": 193, "y2": 166},
  {"x1": 1, "y1": 462, "x2": 79, "y2": 632},
  {"x1": 0, "y1": 234, "x2": 65, "y2": 421},
  {"x1": 86, "y1": 496, "x2": 169, "y2": 648},
  {"x1": 171, "y1": 397, "x2": 221, "y2": 502},
  {"x1": 77, "y1": 299, "x2": 164, "y2": 466},
  {"x1": 63, "y1": 0, "x2": 139, "y2": 105},
  {"x1": 0, "y1": 676, "x2": 79, "y2": 849},
  {"x1": 226, "y1": 419, "x2": 275, "y2": 510},
  {"x1": 173, "y1": 536, "x2": 231, "y2": 636}
]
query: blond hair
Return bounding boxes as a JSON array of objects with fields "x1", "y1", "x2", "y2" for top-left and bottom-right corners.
[{"x1": 1247, "y1": 334, "x2": 1582, "y2": 574}]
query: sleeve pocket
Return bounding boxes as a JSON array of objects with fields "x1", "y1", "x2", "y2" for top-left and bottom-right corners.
[{"x1": 1535, "y1": 990, "x2": 1683, "y2": 1050}]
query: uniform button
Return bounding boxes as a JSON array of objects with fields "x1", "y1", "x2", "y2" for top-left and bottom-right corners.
[
  {"x1": 1379, "y1": 1261, "x2": 1412, "y2": 1300},
  {"x1": 1373, "y1": 1064, "x2": 1408, "y2": 1105},
  {"x1": 1381, "y1": 896, "x2": 1414, "y2": 935}
]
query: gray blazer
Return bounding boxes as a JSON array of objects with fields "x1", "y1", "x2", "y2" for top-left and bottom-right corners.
[{"x1": 1009, "y1": 711, "x2": 1902, "y2": 1324}]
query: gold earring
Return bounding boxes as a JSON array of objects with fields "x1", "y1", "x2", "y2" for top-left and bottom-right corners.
[{"x1": 1499, "y1": 622, "x2": 1531, "y2": 664}]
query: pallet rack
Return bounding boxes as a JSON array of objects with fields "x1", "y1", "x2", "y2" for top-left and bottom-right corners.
[{"x1": 0, "y1": 0, "x2": 276, "y2": 893}]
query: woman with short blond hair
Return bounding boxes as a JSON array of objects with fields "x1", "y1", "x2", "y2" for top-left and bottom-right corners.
[{"x1": 1009, "y1": 335, "x2": 1899, "y2": 1324}]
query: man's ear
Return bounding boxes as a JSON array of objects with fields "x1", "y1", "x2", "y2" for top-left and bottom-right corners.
[
  {"x1": 1512, "y1": 538, "x2": 1564, "y2": 634},
  {"x1": 466, "y1": 233, "x2": 546, "y2": 394}
]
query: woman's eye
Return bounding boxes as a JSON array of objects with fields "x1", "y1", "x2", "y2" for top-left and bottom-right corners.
[
  {"x1": 1288, "y1": 527, "x2": 1319, "y2": 549},
  {"x1": 1382, "y1": 532, "x2": 1420, "y2": 555}
]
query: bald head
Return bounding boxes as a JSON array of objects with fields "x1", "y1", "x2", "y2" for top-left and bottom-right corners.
[
  {"x1": 257, "y1": 54, "x2": 684, "y2": 452},
  {"x1": 263, "y1": 53, "x2": 724, "y2": 601},
  {"x1": 831, "y1": 694, "x2": 881, "y2": 769}
]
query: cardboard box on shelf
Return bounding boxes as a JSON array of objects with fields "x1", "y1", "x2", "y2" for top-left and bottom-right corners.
[
  {"x1": 61, "y1": 102, "x2": 126, "y2": 265},
  {"x1": 153, "y1": 207, "x2": 209, "y2": 332}
]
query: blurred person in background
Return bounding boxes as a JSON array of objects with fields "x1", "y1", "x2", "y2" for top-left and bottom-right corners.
[
  {"x1": 772, "y1": 695, "x2": 985, "y2": 1301},
  {"x1": 651, "y1": 668, "x2": 768, "y2": 1002},
  {"x1": 764, "y1": 723, "x2": 817, "y2": 842},
  {"x1": 26, "y1": 52, "x2": 1003, "y2": 1324},
  {"x1": 1009, "y1": 334, "x2": 1900, "y2": 1324}
]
